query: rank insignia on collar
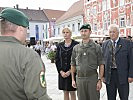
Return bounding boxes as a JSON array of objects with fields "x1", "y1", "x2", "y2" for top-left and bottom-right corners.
[
  {"x1": 40, "y1": 71, "x2": 46, "y2": 88},
  {"x1": 119, "y1": 45, "x2": 122, "y2": 48}
]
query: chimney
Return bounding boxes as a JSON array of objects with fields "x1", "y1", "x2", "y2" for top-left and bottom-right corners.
[
  {"x1": 26, "y1": 7, "x2": 28, "y2": 9},
  {"x1": 16, "y1": 4, "x2": 19, "y2": 9},
  {"x1": 39, "y1": 7, "x2": 41, "y2": 10}
]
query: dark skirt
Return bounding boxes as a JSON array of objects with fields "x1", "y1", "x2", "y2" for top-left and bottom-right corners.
[{"x1": 58, "y1": 74, "x2": 76, "y2": 91}]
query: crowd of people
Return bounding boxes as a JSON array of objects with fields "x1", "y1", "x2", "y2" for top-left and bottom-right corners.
[
  {"x1": 25, "y1": 40, "x2": 57, "y2": 58},
  {"x1": 0, "y1": 8, "x2": 133, "y2": 100}
]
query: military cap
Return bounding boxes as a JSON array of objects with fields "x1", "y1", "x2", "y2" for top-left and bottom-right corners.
[
  {"x1": 0, "y1": 8, "x2": 29, "y2": 27},
  {"x1": 80, "y1": 24, "x2": 91, "y2": 30}
]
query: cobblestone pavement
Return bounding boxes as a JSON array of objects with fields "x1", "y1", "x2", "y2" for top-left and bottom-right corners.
[{"x1": 42, "y1": 55, "x2": 133, "y2": 100}]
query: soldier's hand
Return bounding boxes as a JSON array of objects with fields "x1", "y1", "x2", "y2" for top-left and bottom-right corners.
[
  {"x1": 96, "y1": 80, "x2": 102, "y2": 91},
  {"x1": 128, "y1": 77, "x2": 133, "y2": 83},
  {"x1": 72, "y1": 80, "x2": 77, "y2": 88}
]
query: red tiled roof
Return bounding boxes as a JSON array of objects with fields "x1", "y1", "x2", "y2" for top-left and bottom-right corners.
[
  {"x1": 43, "y1": 9, "x2": 66, "y2": 21},
  {"x1": 56, "y1": 0, "x2": 84, "y2": 23},
  {"x1": 20, "y1": 9, "x2": 49, "y2": 22},
  {"x1": 0, "y1": 7, "x2": 49, "y2": 22}
]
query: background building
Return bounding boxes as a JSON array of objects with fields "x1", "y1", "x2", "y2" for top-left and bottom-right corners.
[
  {"x1": 84, "y1": 0, "x2": 133, "y2": 37},
  {"x1": 55, "y1": 0, "x2": 84, "y2": 38},
  {"x1": 0, "y1": 5, "x2": 49, "y2": 45},
  {"x1": 43, "y1": 9, "x2": 66, "y2": 38}
]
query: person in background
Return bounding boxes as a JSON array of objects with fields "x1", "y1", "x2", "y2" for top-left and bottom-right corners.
[
  {"x1": 55, "y1": 28, "x2": 79, "y2": 100},
  {"x1": 50, "y1": 42, "x2": 57, "y2": 52},
  {"x1": 0, "y1": 8, "x2": 51, "y2": 100},
  {"x1": 71, "y1": 24, "x2": 104, "y2": 100},
  {"x1": 45, "y1": 45, "x2": 51, "y2": 54},
  {"x1": 102, "y1": 24, "x2": 133, "y2": 100},
  {"x1": 34, "y1": 41, "x2": 42, "y2": 57},
  {"x1": 127, "y1": 35, "x2": 132, "y2": 41}
]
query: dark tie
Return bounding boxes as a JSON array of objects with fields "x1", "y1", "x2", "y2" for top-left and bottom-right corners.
[{"x1": 112, "y1": 41, "x2": 117, "y2": 68}]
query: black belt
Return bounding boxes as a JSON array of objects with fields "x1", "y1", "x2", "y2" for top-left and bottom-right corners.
[
  {"x1": 111, "y1": 68, "x2": 117, "y2": 70},
  {"x1": 77, "y1": 70, "x2": 97, "y2": 77}
]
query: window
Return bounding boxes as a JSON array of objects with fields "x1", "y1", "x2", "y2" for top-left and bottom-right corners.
[
  {"x1": 35, "y1": 25, "x2": 39, "y2": 40},
  {"x1": 103, "y1": 11, "x2": 110, "y2": 30},
  {"x1": 54, "y1": 29, "x2": 55, "y2": 35},
  {"x1": 120, "y1": 17, "x2": 125, "y2": 27},
  {"x1": 58, "y1": 28, "x2": 60, "y2": 35},
  {"x1": 126, "y1": 16, "x2": 130, "y2": 26},
  {"x1": 103, "y1": 19, "x2": 110, "y2": 30},
  {"x1": 45, "y1": 24, "x2": 48, "y2": 39},
  {"x1": 108, "y1": 19, "x2": 110, "y2": 26},
  {"x1": 93, "y1": 23, "x2": 97, "y2": 31},
  {"x1": 103, "y1": 20, "x2": 108, "y2": 30},
  {"x1": 107, "y1": 0, "x2": 110, "y2": 9},
  {"x1": 43, "y1": 33, "x2": 44, "y2": 38},
  {"x1": 119, "y1": 0, "x2": 124, "y2": 6},
  {"x1": 43, "y1": 25, "x2": 44, "y2": 30},
  {"x1": 102, "y1": 0, "x2": 107, "y2": 11},
  {"x1": 78, "y1": 23, "x2": 80, "y2": 31},
  {"x1": 87, "y1": 9, "x2": 91, "y2": 20},
  {"x1": 72, "y1": 24, "x2": 75, "y2": 32},
  {"x1": 92, "y1": 6, "x2": 97, "y2": 16}
]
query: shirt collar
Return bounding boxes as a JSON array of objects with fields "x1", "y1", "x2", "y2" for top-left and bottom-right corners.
[
  {"x1": 111, "y1": 37, "x2": 119, "y2": 44},
  {"x1": 80, "y1": 40, "x2": 93, "y2": 47}
]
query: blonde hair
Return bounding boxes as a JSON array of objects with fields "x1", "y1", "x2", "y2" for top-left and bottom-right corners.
[{"x1": 62, "y1": 28, "x2": 72, "y2": 35}]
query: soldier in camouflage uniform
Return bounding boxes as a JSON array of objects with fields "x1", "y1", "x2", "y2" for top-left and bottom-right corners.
[
  {"x1": 71, "y1": 24, "x2": 104, "y2": 100},
  {"x1": 0, "y1": 8, "x2": 51, "y2": 100}
]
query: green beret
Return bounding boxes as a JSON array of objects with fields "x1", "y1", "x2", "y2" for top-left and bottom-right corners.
[
  {"x1": 0, "y1": 8, "x2": 29, "y2": 27},
  {"x1": 80, "y1": 24, "x2": 91, "y2": 30}
]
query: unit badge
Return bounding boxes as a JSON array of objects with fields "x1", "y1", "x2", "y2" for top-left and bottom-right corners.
[{"x1": 40, "y1": 71, "x2": 46, "y2": 87}]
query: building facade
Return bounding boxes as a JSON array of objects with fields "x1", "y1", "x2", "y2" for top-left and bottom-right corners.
[
  {"x1": 55, "y1": 15, "x2": 84, "y2": 37},
  {"x1": 55, "y1": 0, "x2": 84, "y2": 38},
  {"x1": 19, "y1": 8, "x2": 49, "y2": 42},
  {"x1": 84, "y1": 0, "x2": 133, "y2": 37},
  {"x1": 43, "y1": 9, "x2": 66, "y2": 38},
  {"x1": 27, "y1": 22, "x2": 49, "y2": 41},
  {"x1": 0, "y1": 6, "x2": 50, "y2": 45}
]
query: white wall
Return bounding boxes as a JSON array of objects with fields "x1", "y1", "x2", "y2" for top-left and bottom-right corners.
[
  {"x1": 55, "y1": 15, "x2": 84, "y2": 37},
  {"x1": 27, "y1": 21, "x2": 49, "y2": 41}
]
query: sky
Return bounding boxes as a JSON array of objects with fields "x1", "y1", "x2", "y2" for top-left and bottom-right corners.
[{"x1": 0, "y1": 0, "x2": 79, "y2": 11}]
